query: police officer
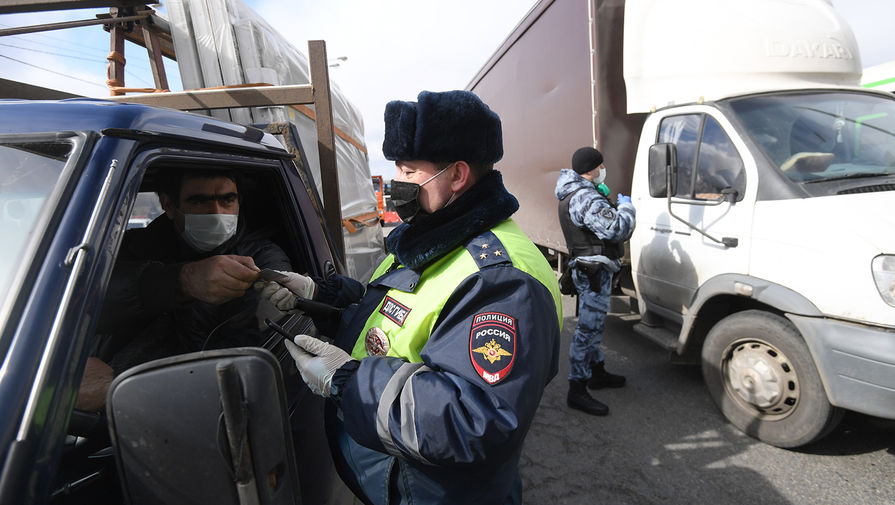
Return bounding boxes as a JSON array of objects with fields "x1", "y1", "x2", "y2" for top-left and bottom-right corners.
[
  {"x1": 261, "y1": 90, "x2": 562, "y2": 504},
  {"x1": 555, "y1": 146, "x2": 636, "y2": 416}
]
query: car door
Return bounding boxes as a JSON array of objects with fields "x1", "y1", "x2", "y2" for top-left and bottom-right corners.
[
  {"x1": 101, "y1": 145, "x2": 347, "y2": 505},
  {"x1": 0, "y1": 131, "x2": 132, "y2": 504}
]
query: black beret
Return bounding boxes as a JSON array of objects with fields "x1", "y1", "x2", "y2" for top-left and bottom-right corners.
[
  {"x1": 382, "y1": 90, "x2": 503, "y2": 163},
  {"x1": 572, "y1": 147, "x2": 603, "y2": 174}
]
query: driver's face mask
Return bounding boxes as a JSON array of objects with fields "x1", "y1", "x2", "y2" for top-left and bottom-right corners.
[
  {"x1": 390, "y1": 163, "x2": 453, "y2": 223},
  {"x1": 181, "y1": 212, "x2": 238, "y2": 252}
]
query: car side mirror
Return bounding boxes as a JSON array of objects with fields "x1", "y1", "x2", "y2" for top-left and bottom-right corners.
[
  {"x1": 106, "y1": 348, "x2": 301, "y2": 505},
  {"x1": 648, "y1": 143, "x2": 678, "y2": 197}
]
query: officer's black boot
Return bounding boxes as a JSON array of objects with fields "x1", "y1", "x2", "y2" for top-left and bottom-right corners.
[
  {"x1": 587, "y1": 361, "x2": 626, "y2": 389},
  {"x1": 567, "y1": 379, "x2": 609, "y2": 416}
]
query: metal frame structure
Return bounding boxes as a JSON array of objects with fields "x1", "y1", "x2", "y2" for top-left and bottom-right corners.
[
  {"x1": 0, "y1": 2, "x2": 173, "y2": 94},
  {"x1": 0, "y1": 0, "x2": 147, "y2": 14}
]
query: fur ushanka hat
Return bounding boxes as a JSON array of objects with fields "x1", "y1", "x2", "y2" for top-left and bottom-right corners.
[{"x1": 382, "y1": 90, "x2": 503, "y2": 163}]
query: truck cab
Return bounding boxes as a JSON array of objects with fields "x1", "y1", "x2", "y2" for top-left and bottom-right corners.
[
  {"x1": 629, "y1": 87, "x2": 895, "y2": 447},
  {"x1": 624, "y1": 0, "x2": 895, "y2": 447},
  {"x1": 0, "y1": 99, "x2": 348, "y2": 504}
]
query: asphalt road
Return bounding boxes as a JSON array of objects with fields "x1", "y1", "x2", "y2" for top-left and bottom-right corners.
[{"x1": 519, "y1": 294, "x2": 895, "y2": 505}]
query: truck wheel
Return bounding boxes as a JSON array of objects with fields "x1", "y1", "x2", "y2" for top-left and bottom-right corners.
[{"x1": 701, "y1": 310, "x2": 842, "y2": 448}]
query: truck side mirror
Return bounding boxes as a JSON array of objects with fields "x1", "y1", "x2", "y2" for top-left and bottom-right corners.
[
  {"x1": 106, "y1": 348, "x2": 301, "y2": 505},
  {"x1": 721, "y1": 187, "x2": 738, "y2": 204},
  {"x1": 648, "y1": 143, "x2": 678, "y2": 197}
]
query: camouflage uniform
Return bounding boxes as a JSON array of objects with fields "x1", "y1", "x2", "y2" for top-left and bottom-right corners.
[{"x1": 555, "y1": 168, "x2": 636, "y2": 381}]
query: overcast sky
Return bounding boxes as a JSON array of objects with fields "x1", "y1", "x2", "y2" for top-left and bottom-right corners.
[
  {"x1": 1, "y1": 0, "x2": 893, "y2": 180},
  {"x1": 252, "y1": 0, "x2": 540, "y2": 180}
]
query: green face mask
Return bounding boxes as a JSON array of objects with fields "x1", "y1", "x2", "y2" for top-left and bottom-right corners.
[{"x1": 596, "y1": 182, "x2": 610, "y2": 197}]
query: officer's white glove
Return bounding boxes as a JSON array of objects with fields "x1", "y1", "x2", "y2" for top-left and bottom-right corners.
[
  {"x1": 257, "y1": 271, "x2": 316, "y2": 311},
  {"x1": 284, "y1": 334, "x2": 355, "y2": 397}
]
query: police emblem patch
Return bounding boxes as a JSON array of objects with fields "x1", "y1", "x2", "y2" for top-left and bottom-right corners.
[
  {"x1": 600, "y1": 208, "x2": 616, "y2": 220},
  {"x1": 469, "y1": 312, "x2": 517, "y2": 385},
  {"x1": 379, "y1": 296, "x2": 411, "y2": 326},
  {"x1": 365, "y1": 327, "x2": 390, "y2": 356}
]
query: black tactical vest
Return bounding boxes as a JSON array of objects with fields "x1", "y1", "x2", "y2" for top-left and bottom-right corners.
[{"x1": 557, "y1": 188, "x2": 623, "y2": 259}]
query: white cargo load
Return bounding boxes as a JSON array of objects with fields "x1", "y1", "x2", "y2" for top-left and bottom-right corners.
[{"x1": 166, "y1": 0, "x2": 385, "y2": 281}]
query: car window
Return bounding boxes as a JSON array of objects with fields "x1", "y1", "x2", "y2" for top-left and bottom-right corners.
[
  {"x1": 94, "y1": 161, "x2": 312, "y2": 373},
  {"x1": 0, "y1": 140, "x2": 73, "y2": 298},
  {"x1": 127, "y1": 192, "x2": 163, "y2": 229}
]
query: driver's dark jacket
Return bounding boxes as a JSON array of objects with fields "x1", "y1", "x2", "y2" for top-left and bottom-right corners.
[{"x1": 98, "y1": 214, "x2": 290, "y2": 373}]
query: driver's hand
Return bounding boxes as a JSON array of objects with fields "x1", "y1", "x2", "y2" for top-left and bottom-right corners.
[
  {"x1": 179, "y1": 254, "x2": 260, "y2": 304},
  {"x1": 75, "y1": 357, "x2": 114, "y2": 412}
]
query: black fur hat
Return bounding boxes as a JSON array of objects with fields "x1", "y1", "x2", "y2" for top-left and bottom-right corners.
[
  {"x1": 572, "y1": 146, "x2": 603, "y2": 174},
  {"x1": 382, "y1": 90, "x2": 503, "y2": 163}
]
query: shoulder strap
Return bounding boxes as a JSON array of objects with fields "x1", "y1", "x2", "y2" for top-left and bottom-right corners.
[{"x1": 464, "y1": 229, "x2": 512, "y2": 269}]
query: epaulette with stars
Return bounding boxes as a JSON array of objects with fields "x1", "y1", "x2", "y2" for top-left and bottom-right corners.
[{"x1": 465, "y1": 230, "x2": 512, "y2": 269}]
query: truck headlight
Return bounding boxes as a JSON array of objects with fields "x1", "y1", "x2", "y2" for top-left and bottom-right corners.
[{"x1": 871, "y1": 255, "x2": 895, "y2": 307}]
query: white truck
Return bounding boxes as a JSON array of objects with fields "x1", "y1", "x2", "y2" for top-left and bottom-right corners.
[{"x1": 468, "y1": 0, "x2": 895, "y2": 447}]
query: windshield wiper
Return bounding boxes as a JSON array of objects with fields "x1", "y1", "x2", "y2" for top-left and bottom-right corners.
[{"x1": 804, "y1": 171, "x2": 891, "y2": 183}]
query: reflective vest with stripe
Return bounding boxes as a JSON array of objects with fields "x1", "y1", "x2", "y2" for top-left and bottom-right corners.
[{"x1": 348, "y1": 219, "x2": 562, "y2": 361}]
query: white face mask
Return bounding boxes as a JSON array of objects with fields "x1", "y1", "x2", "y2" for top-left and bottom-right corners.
[
  {"x1": 594, "y1": 167, "x2": 606, "y2": 185},
  {"x1": 182, "y1": 213, "x2": 238, "y2": 252}
]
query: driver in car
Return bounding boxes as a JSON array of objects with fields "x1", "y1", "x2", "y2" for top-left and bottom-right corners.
[{"x1": 95, "y1": 168, "x2": 294, "y2": 379}]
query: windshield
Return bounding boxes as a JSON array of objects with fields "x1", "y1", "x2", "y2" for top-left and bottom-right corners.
[
  {"x1": 0, "y1": 141, "x2": 74, "y2": 296},
  {"x1": 728, "y1": 91, "x2": 895, "y2": 183}
]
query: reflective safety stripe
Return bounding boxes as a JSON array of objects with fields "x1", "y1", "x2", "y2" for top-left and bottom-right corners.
[{"x1": 375, "y1": 362, "x2": 434, "y2": 465}]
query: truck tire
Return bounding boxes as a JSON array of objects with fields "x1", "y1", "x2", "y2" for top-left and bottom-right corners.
[{"x1": 701, "y1": 310, "x2": 843, "y2": 448}]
